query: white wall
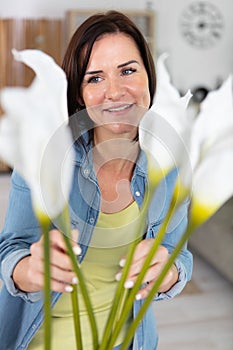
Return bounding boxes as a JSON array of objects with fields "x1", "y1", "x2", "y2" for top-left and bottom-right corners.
[
  {"x1": 0, "y1": 0, "x2": 148, "y2": 18},
  {"x1": 1, "y1": 0, "x2": 232, "y2": 92},
  {"x1": 153, "y1": 0, "x2": 233, "y2": 92}
]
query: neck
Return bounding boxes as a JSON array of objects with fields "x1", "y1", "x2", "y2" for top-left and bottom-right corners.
[{"x1": 93, "y1": 137, "x2": 139, "y2": 172}]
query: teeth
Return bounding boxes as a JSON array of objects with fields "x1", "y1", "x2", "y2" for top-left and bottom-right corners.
[{"x1": 107, "y1": 104, "x2": 131, "y2": 112}]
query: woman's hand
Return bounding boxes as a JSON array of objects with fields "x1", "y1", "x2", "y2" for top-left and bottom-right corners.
[
  {"x1": 116, "y1": 238, "x2": 178, "y2": 300},
  {"x1": 13, "y1": 229, "x2": 81, "y2": 293}
]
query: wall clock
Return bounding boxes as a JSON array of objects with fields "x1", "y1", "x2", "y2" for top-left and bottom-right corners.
[{"x1": 179, "y1": 1, "x2": 224, "y2": 49}]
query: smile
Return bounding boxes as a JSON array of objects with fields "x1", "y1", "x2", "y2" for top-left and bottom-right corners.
[{"x1": 104, "y1": 104, "x2": 133, "y2": 112}]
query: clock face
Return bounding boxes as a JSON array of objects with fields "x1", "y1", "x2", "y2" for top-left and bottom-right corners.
[{"x1": 179, "y1": 1, "x2": 224, "y2": 48}]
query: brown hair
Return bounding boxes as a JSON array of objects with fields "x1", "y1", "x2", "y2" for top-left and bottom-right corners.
[
  {"x1": 62, "y1": 11, "x2": 156, "y2": 142},
  {"x1": 62, "y1": 10, "x2": 156, "y2": 114}
]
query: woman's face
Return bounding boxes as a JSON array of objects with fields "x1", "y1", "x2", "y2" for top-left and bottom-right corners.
[{"x1": 81, "y1": 33, "x2": 151, "y2": 139}]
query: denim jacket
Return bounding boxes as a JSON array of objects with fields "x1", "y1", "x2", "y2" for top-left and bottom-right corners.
[{"x1": 0, "y1": 138, "x2": 193, "y2": 350}]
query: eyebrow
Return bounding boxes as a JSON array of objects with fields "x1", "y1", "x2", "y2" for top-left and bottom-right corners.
[
  {"x1": 118, "y1": 60, "x2": 140, "y2": 68},
  {"x1": 85, "y1": 60, "x2": 140, "y2": 75}
]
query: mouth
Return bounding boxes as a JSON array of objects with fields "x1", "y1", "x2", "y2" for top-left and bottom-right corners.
[{"x1": 103, "y1": 103, "x2": 134, "y2": 113}]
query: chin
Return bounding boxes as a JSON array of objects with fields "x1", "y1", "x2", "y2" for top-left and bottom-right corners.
[{"x1": 107, "y1": 123, "x2": 138, "y2": 135}]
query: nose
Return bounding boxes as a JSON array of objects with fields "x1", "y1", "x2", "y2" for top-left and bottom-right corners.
[{"x1": 105, "y1": 77, "x2": 125, "y2": 100}]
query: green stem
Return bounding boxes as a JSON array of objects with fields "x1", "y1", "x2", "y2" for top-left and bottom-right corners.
[
  {"x1": 112, "y1": 288, "x2": 129, "y2": 330},
  {"x1": 99, "y1": 189, "x2": 154, "y2": 350},
  {"x1": 57, "y1": 206, "x2": 99, "y2": 350},
  {"x1": 98, "y1": 230, "x2": 138, "y2": 350},
  {"x1": 71, "y1": 284, "x2": 82, "y2": 350},
  {"x1": 41, "y1": 220, "x2": 52, "y2": 350},
  {"x1": 106, "y1": 194, "x2": 178, "y2": 349},
  {"x1": 120, "y1": 224, "x2": 193, "y2": 350}
]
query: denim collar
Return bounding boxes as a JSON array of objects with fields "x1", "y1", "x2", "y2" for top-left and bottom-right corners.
[{"x1": 73, "y1": 130, "x2": 148, "y2": 182}]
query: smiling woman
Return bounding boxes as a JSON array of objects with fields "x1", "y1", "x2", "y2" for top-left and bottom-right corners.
[{"x1": 0, "y1": 10, "x2": 193, "y2": 350}]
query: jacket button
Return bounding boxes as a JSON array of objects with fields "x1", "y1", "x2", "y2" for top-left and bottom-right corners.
[
  {"x1": 89, "y1": 217, "x2": 95, "y2": 224},
  {"x1": 135, "y1": 191, "x2": 140, "y2": 197}
]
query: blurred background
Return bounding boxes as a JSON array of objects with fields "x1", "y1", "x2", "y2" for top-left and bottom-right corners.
[{"x1": 0, "y1": 1, "x2": 232, "y2": 349}]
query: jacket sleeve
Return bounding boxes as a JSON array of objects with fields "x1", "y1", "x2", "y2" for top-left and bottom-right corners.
[
  {"x1": 0, "y1": 170, "x2": 42, "y2": 302},
  {"x1": 146, "y1": 168, "x2": 193, "y2": 301},
  {"x1": 155, "y1": 198, "x2": 193, "y2": 301}
]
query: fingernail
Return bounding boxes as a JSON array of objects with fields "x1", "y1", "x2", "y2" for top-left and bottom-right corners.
[
  {"x1": 72, "y1": 276, "x2": 78, "y2": 284},
  {"x1": 119, "y1": 258, "x2": 126, "y2": 267},
  {"x1": 73, "y1": 245, "x2": 82, "y2": 255},
  {"x1": 115, "y1": 272, "x2": 122, "y2": 281},
  {"x1": 65, "y1": 285, "x2": 73, "y2": 292},
  {"x1": 135, "y1": 293, "x2": 142, "y2": 300},
  {"x1": 124, "y1": 280, "x2": 134, "y2": 289}
]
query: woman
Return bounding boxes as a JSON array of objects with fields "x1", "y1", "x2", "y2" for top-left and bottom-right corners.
[{"x1": 0, "y1": 11, "x2": 192, "y2": 349}]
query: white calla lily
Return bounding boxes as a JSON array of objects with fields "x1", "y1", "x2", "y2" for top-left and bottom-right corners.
[
  {"x1": 190, "y1": 135, "x2": 233, "y2": 228},
  {"x1": 12, "y1": 48, "x2": 69, "y2": 126},
  {"x1": 139, "y1": 53, "x2": 233, "y2": 229},
  {"x1": 151, "y1": 53, "x2": 192, "y2": 119},
  {"x1": 189, "y1": 75, "x2": 233, "y2": 172},
  {"x1": 139, "y1": 54, "x2": 192, "y2": 186},
  {"x1": 0, "y1": 49, "x2": 74, "y2": 221},
  {"x1": 177, "y1": 75, "x2": 233, "y2": 226},
  {"x1": 180, "y1": 75, "x2": 233, "y2": 188}
]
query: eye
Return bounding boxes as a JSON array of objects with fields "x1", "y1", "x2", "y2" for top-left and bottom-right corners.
[
  {"x1": 87, "y1": 76, "x2": 102, "y2": 84},
  {"x1": 122, "y1": 67, "x2": 137, "y2": 76}
]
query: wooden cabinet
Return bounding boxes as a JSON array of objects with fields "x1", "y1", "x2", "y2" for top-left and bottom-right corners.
[
  {"x1": 65, "y1": 9, "x2": 156, "y2": 57},
  {"x1": 0, "y1": 18, "x2": 63, "y2": 89},
  {"x1": 0, "y1": 18, "x2": 63, "y2": 172}
]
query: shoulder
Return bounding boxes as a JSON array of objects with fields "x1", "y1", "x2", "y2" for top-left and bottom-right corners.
[{"x1": 11, "y1": 170, "x2": 30, "y2": 191}]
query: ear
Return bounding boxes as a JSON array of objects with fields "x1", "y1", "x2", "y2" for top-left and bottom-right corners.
[{"x1": 77, "y1": 95, "x2": 85, "y2": 107}]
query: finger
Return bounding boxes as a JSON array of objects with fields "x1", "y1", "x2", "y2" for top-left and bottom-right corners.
[
  {"x1": 31, "y1": 230, "x2": 69, "y2": 256},
  {"x1": 122, "y1": 263, "x2": 161, "y2": 290},
  {"x1": 30, "y1": 230, "x2": 81, "y2": 264},
  {"x1": 116, "y1": 239, "x2": 154, "y2": 280},
  {"x1": 30, "y1": 240, "x2": 44, "y2": 260},
  {"x1": 71, "y1": 228, "x2": 79, "y2": 242},
  {"x1": 50, "y1": 279, "x2": 74, "y2": 293},
  {"x1": 50, "y1": 229, "x2": 81, "y2": 256},
  {"x1": 30, "y1": 244, "x2": 73, "y2": 273},
  {"x1": 50, "y1": 247, "x2": 75, "y2": 271},
  {"x1": 28, "y1": 256, "x2": 78, "y2": 293},
  {"x1": 31, "y1": 240, "x2": 75, "y2": 272},
  {"x1": 30, "y1": 256, "x2": 79, "y2": 285},
  {"x1": 50, "y1": 264, "x2": 78, "y2": 286},
  {"x1": 117, "y1": 239, "x2": 155, "y2": 269},
  {"x1": 135, "y1": 281, "x2": 154, "y2": 300},
  {"x1": 49, "y1": 229, "x2": 70, "y2": 252},
  {"x1": 27, "y1": 268, "x2": 75, "y2": 293},
  {"x1": 134, "y1": 264, "x2": 178, "y2": 300},
  {"x1": 127, "y1": 245, "x2": 168, "y2": 280},
  {"x1": 118, "y1": 247, "x2": 169, "y2": 290},
  {"x1": 127, "y1": 239, "x2": 158, "y2": 277},
  {"x1": 157, "y1": 264, "x2": 178, "y2": 292}
]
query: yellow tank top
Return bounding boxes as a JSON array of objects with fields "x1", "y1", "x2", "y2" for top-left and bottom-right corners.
[{"x1": 28, "y1": 201, "x2": 141, "y2": 349}]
